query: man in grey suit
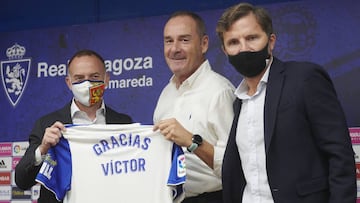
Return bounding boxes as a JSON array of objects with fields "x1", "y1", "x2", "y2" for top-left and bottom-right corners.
[
  {"x1": 216, "y1": 3, "x2": 356, "y2": 203},
  {"x1": 15, "y1": 49, "x2": 133, "y2": 203}
]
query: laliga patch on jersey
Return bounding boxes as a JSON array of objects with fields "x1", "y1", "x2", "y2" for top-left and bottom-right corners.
[
  {"x1": 177, "y1": 154, "x2": 186, "y2": 177},
  {"x1": 1, "y1": 43, "x2": 31, "y2": 107}
]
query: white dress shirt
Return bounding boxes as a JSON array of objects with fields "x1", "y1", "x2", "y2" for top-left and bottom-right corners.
[
  {"x1": 71, "y1": 99, "x2": 106, "y2": 125},
  {"x1": 153, "y1": 60, "x2": 235, "y2": 197},
  {"x1": 235, "y1": 60, "x2": 275, "y2": 203}
]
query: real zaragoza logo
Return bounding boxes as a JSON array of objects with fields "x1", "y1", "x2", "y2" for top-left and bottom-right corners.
[{"x1": 1, "y1": 43, "x2": 31, "y2": 107}]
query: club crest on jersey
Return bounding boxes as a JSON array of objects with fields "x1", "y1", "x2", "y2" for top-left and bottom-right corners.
[{"x1": 1, "y1": 43, "x2": 31, "y2": 107}]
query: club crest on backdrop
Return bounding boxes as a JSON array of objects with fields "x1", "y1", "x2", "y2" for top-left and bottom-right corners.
[{"x1": 1, "y1": 43, "x2": 31, "y2": 107}]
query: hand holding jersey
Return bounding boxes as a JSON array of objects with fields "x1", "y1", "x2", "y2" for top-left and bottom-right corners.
[{"x1": 38, "y1": 121, "x2": 65, "y2": 157}]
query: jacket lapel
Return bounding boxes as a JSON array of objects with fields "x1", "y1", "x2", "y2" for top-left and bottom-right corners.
[
  {"x1": 264, "y1": 58, "x2": 285, "y2": 153},
  {"x1": 59, "y1": 102, "x2": 73, "y2": 124}
]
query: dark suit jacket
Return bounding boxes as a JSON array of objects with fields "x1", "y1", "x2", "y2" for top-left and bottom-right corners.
[
  {"x1": 15, "y1": 102, "x2": 132, "y2": 203},
  {"x1": 222, "y1": 58, "x2": 356, "y2": 203}
]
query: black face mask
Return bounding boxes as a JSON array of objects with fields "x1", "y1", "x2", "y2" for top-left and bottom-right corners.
[{"x1": 228, "y1": 43, "x2": 270, "y2": 78}]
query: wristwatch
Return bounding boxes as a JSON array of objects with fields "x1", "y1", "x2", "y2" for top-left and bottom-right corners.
[{"x1": 187, "y1": 134, "x2": 203, "y2": 153}]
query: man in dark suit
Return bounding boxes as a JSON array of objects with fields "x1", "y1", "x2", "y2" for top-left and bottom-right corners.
[
  {"x1": 15, "y1": 49, "x2": 133, "y2": 203},
  {"x1": 215, "y1": 3, "x2": 356, "y2": 203}
]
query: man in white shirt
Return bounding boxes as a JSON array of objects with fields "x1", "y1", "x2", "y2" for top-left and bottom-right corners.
[{"x1": 153, "y1": 11, "x2": 236, "y2": 203}]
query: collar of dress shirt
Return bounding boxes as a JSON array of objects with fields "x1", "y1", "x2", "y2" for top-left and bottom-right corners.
[
  {"x1": 70, "y1": 99, "x2": 106, "y2": 120},
  {"x1": 235, "y1": 56, "x2": 274, "y2": 99}
]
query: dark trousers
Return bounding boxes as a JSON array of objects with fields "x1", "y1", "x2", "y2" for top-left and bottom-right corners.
[{"x1": 182, "y1": 190, "x2": 223, "y2": 203}]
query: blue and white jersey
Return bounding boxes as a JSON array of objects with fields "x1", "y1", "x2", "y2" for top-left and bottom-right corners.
[{"x1": 36, "y1": 124, "x2": 186, "y2": 203}]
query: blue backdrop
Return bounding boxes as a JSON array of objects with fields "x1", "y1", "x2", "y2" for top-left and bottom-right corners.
[{"x1": 1, "y1": 0, "x2": 360, "y2": 142}]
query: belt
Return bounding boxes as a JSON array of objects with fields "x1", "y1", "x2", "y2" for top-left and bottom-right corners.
[{"x1": 182, "y1": 190, "x2": 223, "y2": 203}]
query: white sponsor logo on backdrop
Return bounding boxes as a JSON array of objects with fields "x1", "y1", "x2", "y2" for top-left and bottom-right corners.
[
  {"x1": 0, "y1": 185, "x2": 11, "y2": 200},
  {"x1": 12, "y1": 141, "x2": 28, "y2": 157}
]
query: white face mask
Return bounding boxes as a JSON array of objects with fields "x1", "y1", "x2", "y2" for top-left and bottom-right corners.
[{"x1": 71, "y1": 80, "x2": 105, "y2": 107}]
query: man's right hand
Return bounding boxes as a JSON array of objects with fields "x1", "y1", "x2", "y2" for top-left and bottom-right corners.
[{"x1": 38, "y1": 121, "x2": 65, "y2": 155}]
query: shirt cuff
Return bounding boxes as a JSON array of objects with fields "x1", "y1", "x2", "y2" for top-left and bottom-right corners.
[{"x1": 34, "y1": 147, "x2": 45, "y2": 166}]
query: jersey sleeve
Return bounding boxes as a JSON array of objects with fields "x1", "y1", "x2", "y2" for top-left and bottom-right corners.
[
  {"x1": 35, "y1": 137, "x2": 72, "y2": 201},
  {"x1": 167, "y1": 143, "x2": 186, "y2": 201}
]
